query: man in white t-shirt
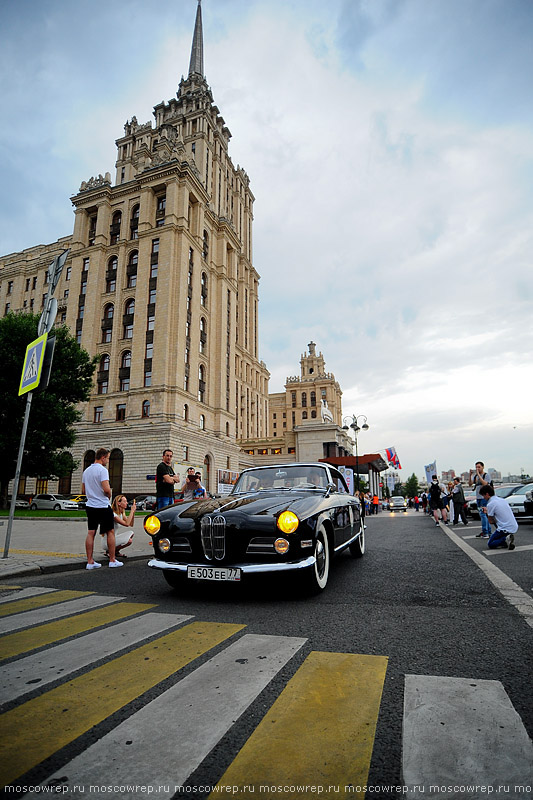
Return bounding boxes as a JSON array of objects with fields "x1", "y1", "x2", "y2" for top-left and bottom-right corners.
[
  {"x1": 481, "y1": 485, "x2": 517, "y2": 551},
  {"x1": 82, "y1": 448, "x2": 122, "y2": 569}
]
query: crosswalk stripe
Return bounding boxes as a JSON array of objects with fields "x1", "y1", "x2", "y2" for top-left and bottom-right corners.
[
  {"x1": 0, "y1": 594, "x2": 124, "y2": 635},
  {"x1": 0, "y1": 620, "x2": 244, "y2": 786},
  {"x1": 0, "y1": 611, "x2": 187, "y2": 703},
  {"x1": 0, "y1": 587, "x2": 56, "y2": 604},
  {"x1": 402, "y1": 675, "x2": 533, "y2": 795},
  {"x1": 29, "y1": 633, "x2": 306, "y2": 797},
  {"x1": 0, "y1": 589, "x2": 92, "y2": 618},
  {"x1": 211, "y1": 651, "x2": 388, "y2": 799}
]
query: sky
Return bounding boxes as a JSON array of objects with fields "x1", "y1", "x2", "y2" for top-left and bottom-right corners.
[{"x1": 1, "y1": 0, "x2": 532, "y2": 481}]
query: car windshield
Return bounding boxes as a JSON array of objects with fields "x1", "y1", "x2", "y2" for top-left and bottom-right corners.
[
  {"x1": 508, "y1": 483, "x2": 533, "y2": 496},
  {"x1": 55, "y1": 495, "x2": 71, "y2": 500},
  {"x1": 232, "y1": 465, "x2": 329, "y2": 494},
  {"x1": 496, "y1": 485, "x2": 521, "y2": 497}
]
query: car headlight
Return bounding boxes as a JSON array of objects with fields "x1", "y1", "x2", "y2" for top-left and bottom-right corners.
[
  {"x1": 157, "y1": 538, "x2": 171, "y2": 553},
  {"x1": 274, "y1": 538, "x2": 290, "y2": 554},
  {"x1": 144, "y1": 515, "x2": 161, "y2": 536},
  {"x1": 277, "y1": 511, "x2": 299, "y2": 534}
]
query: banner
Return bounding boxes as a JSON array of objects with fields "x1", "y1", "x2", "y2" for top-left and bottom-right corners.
[
  {"x1": 386, "y1": 474, "x2": 396, "y2": 494},
  {"x1": 385, "y1": 446, "x2": 402, "y2": 470},
  {"x1": 424, "y1": 462, "x2": 437, "y2": 485},
  {"x1": 338, "y1": 466, "x2": 354, "y2": 494}
]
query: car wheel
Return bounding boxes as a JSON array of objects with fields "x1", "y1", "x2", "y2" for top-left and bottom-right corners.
[
  {"x1": 30, "y1": 503, "x2": 37, "y2": 510},
  {"x1": 163, "y1": 570, "x2": 183, "y2": 591},
  {"x1": 53, "y1": 504, "x2": 61, "y2": 510},
  {"x1": 302, "y1": 524, "x2": 330, "y2": 593},
  {"x1": 349, "y1": 521, "x2": 365, "y2": 558}
]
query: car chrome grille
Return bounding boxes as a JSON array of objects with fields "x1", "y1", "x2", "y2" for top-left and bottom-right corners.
[{"x1": 200, "y1": 515, "x2": 226, "y2": 561}]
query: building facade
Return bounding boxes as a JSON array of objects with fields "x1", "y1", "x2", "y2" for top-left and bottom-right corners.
[
  {"x1": 0, "y1": 2, "x2": 269, "y2": 496},
  {"x1": 240, "y1": 341, "x2": 353, "y2": 466}
]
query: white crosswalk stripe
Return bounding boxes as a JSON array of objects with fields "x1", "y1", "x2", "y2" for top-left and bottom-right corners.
[
  {"x1": 0, "y1": 587, "x2": 56, "y2": 604},
  {"x1": 0, "y1": 594, "x2": 124, "y2": 634},
  {"x1": 0, "y1": 612, "x2": 191, "y2": 705}
]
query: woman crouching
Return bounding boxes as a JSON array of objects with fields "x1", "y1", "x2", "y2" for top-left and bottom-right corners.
[{"x1": 101, "y1": 495, "x2": 135, "y2": 559}]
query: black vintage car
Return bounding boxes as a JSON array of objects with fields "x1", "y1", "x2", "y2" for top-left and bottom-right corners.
[{"x1": 144, "y1": 462, "x2": 365, "y2": 593}]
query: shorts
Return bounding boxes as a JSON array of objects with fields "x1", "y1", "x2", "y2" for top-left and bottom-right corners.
[
  {"x1": 429, "y1": 500, "x2": 444, "y2": 511},
  {"x1": 86, "y1": 505, "x2": 114, "y2": 534}
]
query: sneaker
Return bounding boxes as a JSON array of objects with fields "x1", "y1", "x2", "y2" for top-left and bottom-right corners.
[
  {"x1": 475, "y1": 532, "x2": 484, "y2": 538},
  {"x1": 108, "y1": 560, "x2": 123, "y2": 568},
  {"x1": 507, "y1": 534, "x2": 515, "y2": 551},
  {"x1": 86, "y1": 561, "x2": 101, "y2": 570},
  {"x1": 435, "y1": 521, "x2": 440, "y2": 526}
]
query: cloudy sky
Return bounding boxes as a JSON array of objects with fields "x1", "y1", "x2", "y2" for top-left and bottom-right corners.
[{"x1": 1, "y1": 0, "x2": 532, "y2": 480}]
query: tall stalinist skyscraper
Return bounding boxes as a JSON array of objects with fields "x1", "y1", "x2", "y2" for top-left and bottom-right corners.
[{"x1": 0, "y1": 1, "x2": 269, "y2": 496}]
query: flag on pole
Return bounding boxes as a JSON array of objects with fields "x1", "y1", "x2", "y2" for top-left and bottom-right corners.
[
  {"x1": 424, "y1": 462, "x2": 437, "y2": 484},
  {"x1": 385, "y1": 447, "x2": 402, "y2": 470}
]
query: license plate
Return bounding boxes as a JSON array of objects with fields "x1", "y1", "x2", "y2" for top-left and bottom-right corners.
[{"x1": 187, "y1": 565, "x2": 241, "y2": 582}]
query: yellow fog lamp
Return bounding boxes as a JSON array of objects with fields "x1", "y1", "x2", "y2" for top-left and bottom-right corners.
[
  {"x1": 274, "y1": 538, "x2": 290, "y2": 554},
  {"x1": 144, "y1": 515, "x2": 161, "y2": 536},
  {"x1": 157, "y1": 538, "x2": 171, "y2": 554},
  {"x1": 277, "y1": 511, "x2": 299, "y2": 534}
]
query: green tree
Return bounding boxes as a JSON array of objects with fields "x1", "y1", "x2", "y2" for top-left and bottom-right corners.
[
  {"x1": 403, "y1": 473, "x2": 420, "y2": 498},
  {"x1": 0, "y1": 313, "x2": 96, "y2": 506}
]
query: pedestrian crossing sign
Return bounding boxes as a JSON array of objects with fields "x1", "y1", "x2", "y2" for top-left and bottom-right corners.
[{"x1": 19, "y1": 333, "x2": 48, "y2": 395}]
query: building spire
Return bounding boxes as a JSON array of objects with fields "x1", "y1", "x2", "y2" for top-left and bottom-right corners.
[{"x1": 188, "y1": 0, "x2": 204, "y2": 78}]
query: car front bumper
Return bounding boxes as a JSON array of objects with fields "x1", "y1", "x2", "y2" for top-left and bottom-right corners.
[{"x1": 148, "y1": 555, "x2": 316, "y2": 575}]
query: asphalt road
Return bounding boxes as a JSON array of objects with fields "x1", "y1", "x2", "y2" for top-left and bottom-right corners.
[{"x1": 2, "y1": 510, "x2": 532, "y2": 798}]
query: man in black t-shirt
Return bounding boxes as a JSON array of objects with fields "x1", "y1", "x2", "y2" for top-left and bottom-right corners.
[{"x1": 156, "y1": 449, "x2": 180, "y2": 510}]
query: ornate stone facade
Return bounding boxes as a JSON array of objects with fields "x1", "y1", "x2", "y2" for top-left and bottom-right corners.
[{"x1": 0, "y1": 1, "x2": 269, "y2": 496}]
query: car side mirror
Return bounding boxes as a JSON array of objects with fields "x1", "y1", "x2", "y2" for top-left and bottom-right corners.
[{"x1": 325, "y1": 482, "x2": 336, "y2": 497}]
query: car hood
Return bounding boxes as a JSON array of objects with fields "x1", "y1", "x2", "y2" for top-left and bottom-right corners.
[{"x1": 154, "y1": 490, "x2": 326, "y2": 521}]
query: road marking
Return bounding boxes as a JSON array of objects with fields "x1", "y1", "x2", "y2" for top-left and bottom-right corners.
[
  {"x1": 0, "y1": 587, "x2": 56, "y2": 604},
  {"x1": 485, "y1": 544, "x2": 533, "y2": 555},
  {"x1": 0, "y1": 589, "x2": 92, "y2": 618},
  {"x1": 442, "y1": 524, "x2": 533, "y2": 629},
  {"x1": 31, "y1": 633, "x2": 306, "y2": 797},
  {"x1": 8, "y1": 549, "x2": 86, "y2": 558},
  {"x1": 0, "y1": 612, "x2": 191, "y2": 705},
  {"x1": 211, "y1": 651, "x2": 388, "y2": 799},
  {"x1": 0, "y1": 620, "x2": 244, "y2": 786},
  {"x1": 403, "y1": 675, "x2": 533, "y2": 797},
  {"x1": 0, "y1": 594, "x2": 124, "y2": 635}
]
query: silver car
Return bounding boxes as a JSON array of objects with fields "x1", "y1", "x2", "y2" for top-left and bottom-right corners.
[
  {"x1": 30, "y1": 494, "x2": 80, "y2": 511},
  {"x1": 506, "y1": 483, "x2": 533, "y2": 521}
]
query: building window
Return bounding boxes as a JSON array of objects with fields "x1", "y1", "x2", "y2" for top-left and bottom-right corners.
[
  {"x1": 123, "y1": 299, "x2": 135, "y2": 338},
  {"x1": 121, "y1": 351, "x2": 131, "y2": 369},
  {"x1": 245, "y1": 449, "x2": 254, "y2": 455},
  {"x1": 25, "y1": 278, "x2": 30, "y2": 291},
  {"x1": 127, "y1": 250, "x2": 138, "y2": 287},
  {"x1": 199, "y1": 317, "x2": 207, "y2": 353},
  {"x1": 94, "y1": 406, "x2": 103, "y2": 423},
  {"x1": 271, "y1": 448, "x2": 282, "y2": 455},
  {"x1": 302, "y1": 392, "x2": 307, "y2": 407},
  {"x1": 110, "y1": 211, "x2": 122, "y2": 245},
  {"x1": 148, "y1": 288, "x2": 156, "y2": 304},
  {"x1": 88, "y1": 215, "x2": 97, "y2": 246},
  {"x1": 156, "y1": 195, "x2": 166, "y2": 227},
  {"x1": 147, "y1": 312, "x2": 155, "y2": 332},
  {"x1": 120, "y1": 377, "x2": 130, "y2": 391},
  {"x1": 199, "y1": 414, "x2": 205, "y2": 430},
  {"x1": 311, "y1": 410, "x2": 317, "y2": 418},
  {"x1": 64, "y1": 289, "x2": 69, "y2": 299},
  {"x1": 76, "y1": 330, "x2": 82, "y2": 345},
  {"x1": 198, "y1": 364, "x2": 205, "y2": 403},
  {"x1": 7, "y1": 281, "x2": 13, "y2": 294},
  {"x1": 32, "y1": 276, "x2": 38, "y2": 289},
  {"x1": 97, "y1": 379, "x2": 108, "y2": 395},
  {"x1": 66, "y1": 266, "x2": 72, "y2": 281},
  {"x1": 130, "y1": 205, "x2": 139, "y2": 239},
  {"x1": 302, "y1": 411, "x2": 308, "y2": 419},
  {"x1": 116, "y1": 404, "x2": 126, "y2": 421},
  {"x1": 183, "y1": 404, "x2": 189, "y2": 421},
  {"x1": 142, "y1": 400, "x2": 150, "y2": 418},
  {"x1": 183, "y1": 446, "x2": 189, "y2": 461},
  {"x1": 201, "y1": 272, "x2": 208, "y2": 306},
  {"x1": 259, "y1": 449, "x2": 268, "y2": 455},
  {"x1": 144, "y1": 369, "x2": 152, "y2": 387},
  {"x1": 288, "y1": 447, "x2": 296, "y2": 454},
  {"x1": 102, "y1": 303, "x2": 114, "y2": 343},
  {"x1": 310, "y1": 391, "x2": 316, "y2": 406},
  {"x1": 106, "y1": 256, "x2": 117, "y2": 292},
  {"x1": 291, "y1": 391, "x2": 296, "y2": 408},
  {"x1": 145, "y1": 342, "x2": 153, "y2": 359},
  {"x1": 100, "y1": 353, "x2": 110, "y2": 371},
  {"x1": 202, "y1": 230, "x2": 209, "y2": 260}
]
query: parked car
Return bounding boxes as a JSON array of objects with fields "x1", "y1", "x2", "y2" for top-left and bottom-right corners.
[
  {"x1": 8, "y1": 496, "x2": 30, "y2": 509},
  {"x1": 30, "y1": 494, "x2": 79, "y2": 511},
  {"x1": 506, "y1": 483, "x2": 533, "y2": 521},
  {"x1": 145, "y1": 462, "x2": 364, "y2": 594},
  {"x1": 389, "y1": 496, "x2": 407, "y2": 512},
  {"x1": 70, "y1": 494, "x2": 87, "y2": 508},
  {"x1": 135, "y1": 495, "x2": 157, "y2": 511}
]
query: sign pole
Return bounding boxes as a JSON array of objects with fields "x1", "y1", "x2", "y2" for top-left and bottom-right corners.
[{"x1": 3, "y1": 392, "x2": 33, "y2": 558}]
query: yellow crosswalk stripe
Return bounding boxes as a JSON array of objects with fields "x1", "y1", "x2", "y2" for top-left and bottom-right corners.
[
  {"x1": 210, "y1": 651, "x2": 388, "y2": 800},
  {"x1": 0, "y1": 590, "x2": 92, "y2": 617},
  {"x1": 0, "y1": 602, "x2": 156, "y2": 661},
  {"x1": 0, "y1": 621, "x2": 245, "y2": 786}
]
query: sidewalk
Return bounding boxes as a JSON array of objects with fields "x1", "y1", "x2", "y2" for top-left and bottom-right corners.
[{"x1": 0, "y1": 517, "x2": 153, "y2": 579}]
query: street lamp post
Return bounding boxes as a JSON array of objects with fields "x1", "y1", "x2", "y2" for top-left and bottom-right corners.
[{"x1": 342, "y1": 414, "x2": 369, "y2": 493}]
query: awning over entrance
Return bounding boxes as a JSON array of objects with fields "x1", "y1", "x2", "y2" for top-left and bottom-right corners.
[{"x1": 319, "y1": 453, "x2": 388, "y2": 496}]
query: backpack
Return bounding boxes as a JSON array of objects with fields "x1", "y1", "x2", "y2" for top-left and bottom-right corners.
[{"x1": 429, "y1": 482, "x2": 441, "y2": 501}]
